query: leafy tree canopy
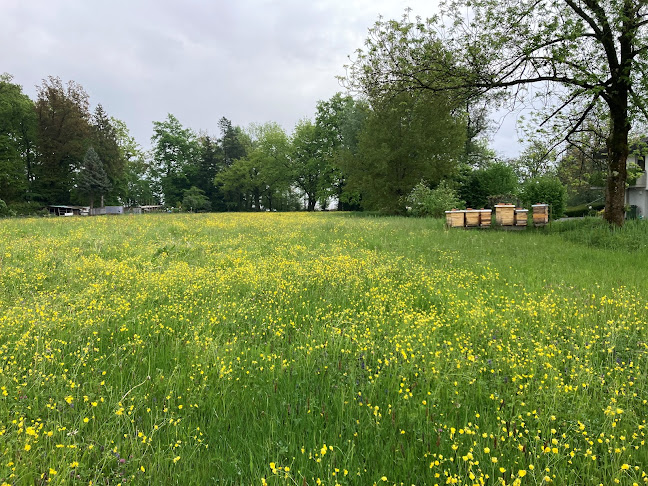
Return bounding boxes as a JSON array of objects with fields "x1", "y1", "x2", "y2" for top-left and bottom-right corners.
[{"x1": 346, "y1": 2, "x2": 648, "y2": 225}]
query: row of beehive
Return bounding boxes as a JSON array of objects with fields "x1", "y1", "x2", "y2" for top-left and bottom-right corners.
[
  {"x1": 445, "y1": 204, "x2": 549, "y2": 228},
  {"x1": 446, "y1": 209, "x2": 492, "y2": 228}
]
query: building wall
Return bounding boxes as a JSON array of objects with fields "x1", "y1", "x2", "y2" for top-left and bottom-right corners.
[{"x1": 627, "y1": 187, "x2": 648, "y2": 218}]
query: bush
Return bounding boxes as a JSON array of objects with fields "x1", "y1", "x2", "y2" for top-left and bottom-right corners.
[
  {"x1": 564, "y1": 202, "x2": 605, "y2": 218},
  {"x1": 406, "y1": 180, "x2": 465, "y2": 218},
  {"x1": 7, "y1": 201, "x2": 46, "y2": 216},
  {"x1": 519, "y1": 176, "x2": 567, "y2": 219},
  {"x1": 182, "y1": 186, "x2": 212, "y2": 212},
  {"x1": 459, "y1": 162, "x2": 519, "y2": 208}
]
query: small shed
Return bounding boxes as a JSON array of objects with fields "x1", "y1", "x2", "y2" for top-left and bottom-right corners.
[
  {"x1": 140, "y1": 205, "x2": 164, "y2": 213},
  {"x1": 47, "y1": 205, "x2": 89, "y2": 216},
  {"x1": 105, "y1": 206, "x2": 124, "y2": 215}
]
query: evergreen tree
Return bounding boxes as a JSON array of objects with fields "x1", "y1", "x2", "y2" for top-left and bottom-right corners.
[
  {"x1": 77, "y1": 147, "x2": 110, "y2": 208},
  {"x1": 91, "y1": 105, "x2": 125, "y2": 203}
]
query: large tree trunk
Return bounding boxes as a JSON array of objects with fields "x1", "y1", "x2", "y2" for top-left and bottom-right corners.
[
  {"x1": 307, "y1": 194, "x2": 316, "y2": 211},
  {"x1": 604, "y1": 97, "x2": 630, "y2": 227}
]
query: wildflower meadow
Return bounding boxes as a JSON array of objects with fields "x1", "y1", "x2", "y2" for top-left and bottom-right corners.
[{"x1": 1, "y1": 213, "x2": 647, "y2": 485}]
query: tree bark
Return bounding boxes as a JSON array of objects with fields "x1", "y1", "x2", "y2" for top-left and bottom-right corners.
[
  {"x1": 307, "y1": 194, "x2": 316, "y2": 211},
  {"x1": 604, "y1": 100, "x2": 630, "y2": 227}
]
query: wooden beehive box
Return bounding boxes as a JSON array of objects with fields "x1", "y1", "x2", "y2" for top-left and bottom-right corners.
[
  {"x1": 446, "y1": 210, "x2": 466, "y2": 228},
  {"x1": 465, "y1": 209, "x2": 480, "y2": 227},
  {"x1": 479, "y1": 209, "x2": 492, "y2": 227},
  {"x1": 495, "y1": 204, "x2": 515, "y2": 226},
  {"x1": 515, "y1": 209, "x2": 528, "y2": 226},
  {"x1": 450, "y1": 210, "x2": 465, "y2": 227},
  {"x1": 532, "y1": 204, "x2": 549, "y2": 226}
]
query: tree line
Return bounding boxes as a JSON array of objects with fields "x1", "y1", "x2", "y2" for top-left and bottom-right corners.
[
  {"x1": 0, "y1": 71, "x2": 614, "y2": 218},
  {"x1": 3, "y1": 0, "x2": 647, "y2": 223},
  {"x1": 0, "y1": 72, "x2": 492, "y2": 214}
]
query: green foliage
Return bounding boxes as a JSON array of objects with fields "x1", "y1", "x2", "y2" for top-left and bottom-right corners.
[
  {"x1": 77, "y1": 147, "x2": 111, "y2": 207},
  {"x1": 347, "y1": 90, "x2": 466, "y2": 213},
  {"x1": 519, "y1": 175, "x2": 567, "y2": 219},
  {"x1": 510, "y1": 139, "x2": 557, "y2": 182},
  {"x1": 290, "y1": 119, "x2": 328, "y2": 211},
  {"x1": 459, "y1": 162, "x2": 518, "y2": 208},
  {"x1": 406, "y1": 180, "x2": 465, "y2": 217},
  {"x1": 112, "y1": 117, "x2": 156, "y2": 207},
  {"x1": 5, "y1": 201, "x2": 45, "y2": 216},
  {"x1": 182, "y1": 186, "x2": 211, "y2": 212},
  {"x1": 219, "y1": 117, "x2": 249, "y2": 167},
  {"x1": 0, "y1": 74, "x2": 37, "y2": 203},
  {"x1": 564, "y1": 201, "x2": 606, "y2": 218},
  {"x1": 214, "y1": 122, "x2": 293, "y2": 211},
  {"x1": 150, "y1": 114, "x2": 200, "y2": 206},
  {"x1": 194, "y1": 135, "x2": 224, "y2": 210},
  {"x1": 556, "y1": 138, "x2": 607, "y2": 206},
  {"x1": 345, "y1": 1, "x2": 648, "y2": 225},
  {"x1": 627, "y1": 161, "x2": 644, "y2": 186},
  {"x1": 90, "y1": 105, "x2": 126, "y2": 204},
  {"x1": 33, "y1": 76, "x2": 92, "y2": 204}
]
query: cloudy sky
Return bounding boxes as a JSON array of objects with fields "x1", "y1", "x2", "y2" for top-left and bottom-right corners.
[{"x1": 1, "y1": 0, "x2": 522, "y2": 156}]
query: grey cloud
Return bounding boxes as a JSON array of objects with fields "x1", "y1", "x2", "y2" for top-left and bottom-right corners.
[{"x1": 0, "y1": 0, "x2": 520, "y2": 156}]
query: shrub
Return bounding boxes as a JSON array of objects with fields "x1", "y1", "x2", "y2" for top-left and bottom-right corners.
[
  {"x1": 7, "y1": 201, "x2": 46, "y2": 216},
  {"x1": 564, "y1": 202, "x2": 605, "y2": 218},
  {"x1": 182, "y1": 187, "x2": 212, "y2": 212},
  {"x1": 406, "y1": 180, "x2": 465, "y2": 218},
  {"x1": 520, "y1": 176, "x2": 567, "y2": 219},
  {"x1": 459, "y1": 162, "x2": 519, "y2": 208}
]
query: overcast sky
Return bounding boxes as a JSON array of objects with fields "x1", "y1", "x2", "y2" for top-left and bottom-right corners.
[{"x1": 1, "y1": 0, "x2": 522, "y2": 156}]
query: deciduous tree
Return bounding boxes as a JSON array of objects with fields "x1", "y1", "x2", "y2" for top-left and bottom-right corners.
[
  {"x1": 290, "y1": 120, "x2": 327, "y2": 211},
  {"x1": 150, "y1": 114, "x2": 199, "y2": 206},
  {"x1": 347, "y1": 2, "x2": 648, "y2": 225},
  {"x1": 0, "y1": 74, "x2": 37, "y2": 203},
  {"x1": 347, "y1": 90, "x2": 465, "y2": 213},
  {"x1": 33, "y1": 76, "x2": 92, "y2": 204}
]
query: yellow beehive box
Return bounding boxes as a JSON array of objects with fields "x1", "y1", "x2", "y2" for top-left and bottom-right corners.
[
  {"x1": 532, "y1": 204, "x2": 549, "y2": 226},
  {"x1": 479, "y1": 209, "x2": 492, "y2": 227},
  {"x1": 465, "y1": 209, "x2": 480, "y2": 227},
  {"x1": 495, "y1": 204, "x2": 515, "y2": 226},
  {"x1": 515, "y1": 209, "x2": 528, "y2": 226},
  {"x1": 445, "y1": 211, "x2": 453, "y2": 226}
]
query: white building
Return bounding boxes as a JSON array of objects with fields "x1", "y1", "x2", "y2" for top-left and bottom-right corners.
[{"x1": 625, "y1": 152, "x2": 647, "y2": 218}]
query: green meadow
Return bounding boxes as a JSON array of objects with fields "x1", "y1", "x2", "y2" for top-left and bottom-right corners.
[{"x1": 1, "y1": 213, "x2": 647, "y2": 485}]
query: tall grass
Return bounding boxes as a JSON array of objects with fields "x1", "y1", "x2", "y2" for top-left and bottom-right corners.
[
  {"x1": 0, "y1": 213, "x2": 646, "y2": 485},
  {"x1": 545, "y1": 217, "x2": 648, "y2": 252}
]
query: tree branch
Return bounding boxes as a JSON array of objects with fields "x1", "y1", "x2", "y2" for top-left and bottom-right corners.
[{"x1": 565, "y1": 0, "x2": 620, "y2": 73}]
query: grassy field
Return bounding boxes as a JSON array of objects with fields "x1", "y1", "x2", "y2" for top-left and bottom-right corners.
[{"x1": 1, "y1": 213, "x2": 647, "y2": 485}]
